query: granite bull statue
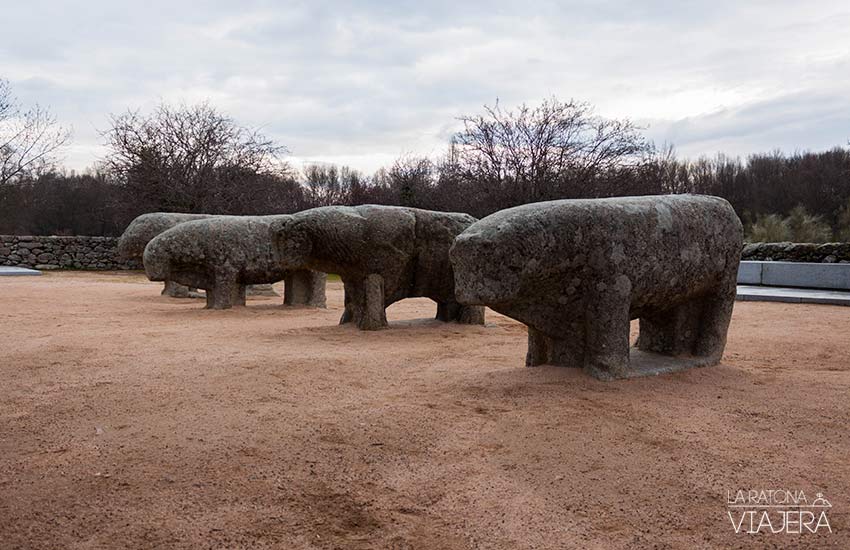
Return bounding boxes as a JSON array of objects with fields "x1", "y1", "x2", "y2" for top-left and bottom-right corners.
[
  {"x1": 121, "y1": 212, "x2": 297, "y2": 300},
  {"x1": 268, "y1": 205, "x2": 485, "y2": 330},
  {"x1": 144, "y1": 215, "x2": 327, "y2": 310},
  {"x1": 117, "y1": 212, "x2": 213, "y2": 297},
  {"x1": 449, "y1": 195, "x2": 742, "y2": 380}
]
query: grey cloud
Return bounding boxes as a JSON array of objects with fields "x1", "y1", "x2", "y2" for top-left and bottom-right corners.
[
  {"x1": 646, "y1": 92, "x2": 850, "y2": 157},
  {"x1": 1, "y1": 0, "x2": 848, "y2": 173}
]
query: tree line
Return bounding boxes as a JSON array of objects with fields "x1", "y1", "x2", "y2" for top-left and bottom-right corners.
[{"x1": 1, "y1": 79, "x2": 849, "y2": 241}]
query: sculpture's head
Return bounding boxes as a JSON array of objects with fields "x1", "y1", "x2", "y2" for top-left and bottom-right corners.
[
  {"x1": 142, "y1": 232, "x2": 172, "y2": 282},
  {"x1": 117, "y1": 214, "x2": 169, "y2": 260},
  {"x1": 450, "y1": 219, "x2": 530, "y2": 306},
  {"x1": 268, "y1": 215, "x2": 312, "y2": 270},
  {"x1": 141, "y1": 219, "x2": 219, "y2": 288},
  {"x1": 118, "y1": 213, "x2": 212, "y2": 260}
]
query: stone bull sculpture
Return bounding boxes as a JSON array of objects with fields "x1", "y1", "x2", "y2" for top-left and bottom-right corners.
[
  {"x1": 450, "y1": 195, "x2": 742, "y2": 380},
  {"x1": 119, "y1": 212, "x2": 288, "y2": 299},
  {"x1": 268, "y1": 205, "x2": 485, "y2": 330},
  {"x1": 117, "y1": 212, "x2": 213, "y2": 297},
  {"x1": 144, "y1": 216, "x2": 327, "y2": 310}
]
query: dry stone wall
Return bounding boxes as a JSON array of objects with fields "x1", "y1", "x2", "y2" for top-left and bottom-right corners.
[
  {"x1": 742, "y1": 242, "x2": 850, "y2": 263},
  {"x1": 0, "y1": 235, "x2": 141, "y2": 270}
]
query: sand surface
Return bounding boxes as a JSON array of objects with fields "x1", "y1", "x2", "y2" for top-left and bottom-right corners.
[{"x1": 1, "y1": 272, "x2": 848, "y2": 549}]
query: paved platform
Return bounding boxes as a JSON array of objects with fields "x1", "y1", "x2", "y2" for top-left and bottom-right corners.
[
  {"x1": 737, "y1": 285, "x2": 850, "y2": 306},
  {"x1": 0, "y1": 266, "x2": 42, "y2": 276}
]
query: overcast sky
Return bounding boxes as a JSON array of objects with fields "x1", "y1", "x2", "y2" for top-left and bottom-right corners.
[{"x1": 3, "y1": 0, "x2": 849, "y2": 174}]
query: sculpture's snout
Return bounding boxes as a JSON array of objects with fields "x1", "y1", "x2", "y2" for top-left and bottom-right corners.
[
  {"x1": 268, "y1": 217, "x2": 311, "y2": 270},
  {"x1": 142, "y1": 239, "x2": 170, "y2": 282},
  {"x1": 450, "y1": 232, "x2": 521, "y2": 306}
]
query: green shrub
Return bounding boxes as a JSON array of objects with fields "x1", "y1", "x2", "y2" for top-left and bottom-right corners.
[
  {"x1": 747, "y1": 214, "x2": 791, "y2": 243},
  {"x1": 747, "y1": 205, "x2": 834, "y2": 243},
  {"x1": 786, "y1": 205, "x2": 832, "y2": 243}
]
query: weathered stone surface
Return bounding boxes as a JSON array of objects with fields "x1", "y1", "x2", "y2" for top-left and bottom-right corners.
[
  {"x1": 117, "y1": 212, "x2": 215, "y2": 298},
  {"x1": 144, "y1": 215, "x2": 327, "y2": 310},
  {"x1": 269, "y1": 205, "x2": 485, "y2": 330},
  {"x1": 450, "y1": 194, "x2": 743, "y2": 380}
]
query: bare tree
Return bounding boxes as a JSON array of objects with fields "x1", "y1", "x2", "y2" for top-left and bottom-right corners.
[
  {"x1": 302, "y1": 164, "x2": 368, "y2": 207},
  {"x1": 387, "y1": 155, "x2": 434, "y2": 207},
  {"x1": 103, "y1": 101, "x2": 294, "y2": 216},
  {"x1": 0, "y1": 80, "x2": 11, "y2": 120},
  {"x1": 451, "y1": 97, "x2": 653, "y2": 208},
  {"x1": 0, "y1": 79, "x2": 71, "y2": 185}
]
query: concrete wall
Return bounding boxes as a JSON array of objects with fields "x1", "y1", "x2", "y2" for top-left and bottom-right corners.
[
  {"x1": 738, "y1": 261, "x2": 850, "y2": 290},
  {"x1": 0, "y1": 235, "x2": 141, "y2": 270}
]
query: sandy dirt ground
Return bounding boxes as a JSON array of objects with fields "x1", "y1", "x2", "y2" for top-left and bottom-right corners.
[{"x1": 1, "y1": 271, "x2": 848, "y2": 549}]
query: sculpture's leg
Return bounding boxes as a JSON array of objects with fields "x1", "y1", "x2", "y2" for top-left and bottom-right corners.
[
  {"x1": 636, "y1": 300, "x2": 703, "y2": 356},
  {"x1": 457, "y1": 305, "x2": 485, "y2": 325},
  {"x1": 526, "y1": 327, "x2": 549, "y2": 366},
  {"x1": 357, "y1": 274, "x2": 387, "y2": 330},
  {"x1": 636, "y1": 314, "x2": 672, "y2": 354},
  {"x1": 187, "y1": 287, "x2": 205, "y2": 299},
  {"x1": 339, "y1": 293, "x2": 354, "y2": 323},
  {"x1": 306, "y1": 271, "x2": 327, "y2": 308},
  {"x1": 435, "y1": 301, "x2": 486, "y2": 325},
  {"x1": 339, "y1": 277, "x2": 387, "y2": 329},
  {"x1": 285, "y1": 270, "x2": 327, "y2": 308},
  {"x1": 526, "y1": 325, "x2": 585, "y2": 367},
  {"x1": 338, "y1": 276, "x2": 386, "y2": 329},
  {"x1": 162, "y1": 280, "x2": 190, "y2": 298},
  {"x1": 339, "y1": 284, "x2": 355, "y2": 324},
  {"x1": 584, "y1": 279, "x2": 632, "y2": 379},
  {"x1": 693, "y1": 273, "x2": 737, "y2": 361},
  {"x1": 205, "y1": 273, "x2": 246, "y2": 310},
  {"x1": 435, "y1": 301, "x2": 459, "y2": 322}
]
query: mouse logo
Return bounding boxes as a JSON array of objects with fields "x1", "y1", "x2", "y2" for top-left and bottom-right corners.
[
  {"x1": 727, "y1": 489, "x2": 833, "y2": 535},
  {"x1": 811, "y1": 494, "x2": 831, "y2": 508}
]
